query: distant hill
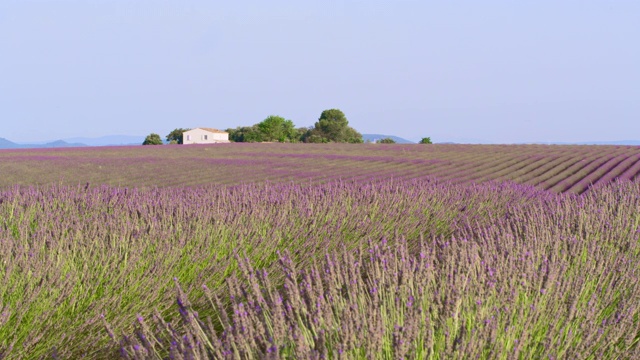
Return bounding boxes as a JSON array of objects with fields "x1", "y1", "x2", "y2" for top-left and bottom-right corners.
[
  {"x1": 44, "y1": 140, "x2": 87, "y2": 148},
  {"x1": 0, "y1": 137, "x2": 19, "y2": 149},
  {"x1": 63, "y1": 135, "x2": 146, "y2": 146},
  {"x1": 0, "y1": 135, "x2": 146, "y2": 149},
  {"x1": 0, "y1": 138, "x2": 86, "y2": 149},
  {"x1": 362, "y1": 134, "x2": 415, "y2": 144}
]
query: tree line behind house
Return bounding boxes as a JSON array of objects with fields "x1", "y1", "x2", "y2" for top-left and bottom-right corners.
[{"x1": 143, "y1": 108, "x2": 432, "y2": 145}]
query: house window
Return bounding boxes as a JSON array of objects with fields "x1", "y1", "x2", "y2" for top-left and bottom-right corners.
[
  {"x1": 186, "y1": 135, "x2": 191, "y2": 141},
  {"x1": 203, "y1": 135, "x2": 208, "y2": 140}
]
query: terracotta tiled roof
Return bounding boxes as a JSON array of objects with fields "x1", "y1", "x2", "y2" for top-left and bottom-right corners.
[{"x1": 196, "y1": 128, "x2": 228, "y2": 134}]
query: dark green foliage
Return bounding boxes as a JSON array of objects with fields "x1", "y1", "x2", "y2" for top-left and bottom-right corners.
[
  {"x1": 296, "y1": 127, "x2": 312, "y2": 142},
  {"x1": 226, "y1": 126, "x2": 263, "y2": 142},
  {"x1": 377, "y1": 137, "x2": 396, "y2": 144},
  {"x1": 225, "y1": 109, "x2": 363, "y2": 143},
  {"x1": 142, "y1": 133, "x2": 163, "y2": 145},
  {"x1": 304, "y1": 109, "x2": 363, "y2": 143},
  {"x1": 229, "y1": 116, "x2": 299, "y2": 143},
  {"x1": 166, "y1": 128, "x2": 191, "y2": 144},
  {"x1": 300, "y1": 129, "x2": 327, "y2": 143},
  {"x1": 256, "y1": 115, "x2": 298, "y2": 142},
  {"x1": 343, "y1": 126, "x2": 364, "y2": 143},
  {"x1": 317, "y1": 109, "x2": 349, "y2": 139},
  {"x1": 419, "y1": 137, "x2": 433, "y2": 144}
]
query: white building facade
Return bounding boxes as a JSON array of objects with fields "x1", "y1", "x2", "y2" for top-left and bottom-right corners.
[{"x1": 183, "y1": 128, "x2": 230, "y2": 144}]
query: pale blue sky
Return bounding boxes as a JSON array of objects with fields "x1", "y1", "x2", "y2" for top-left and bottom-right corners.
[{"x1": 1, "y1": 1, "x2": 638, "y2": 143}]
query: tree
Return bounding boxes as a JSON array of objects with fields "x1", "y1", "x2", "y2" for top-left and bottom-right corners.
[
  {"x1": 226, "y1": 127, "x2": 241, "y2": 142},
  {"x1": 226, "y1": 126, "x2": 263, "y2": 143},
  {"x1": 142, "y1": 133, "x2": 163, "y2": 145},
  {"x1": 166, "y1": 128, "x2": 190, "y2": 144},
  {"x1": 343, "y1": 126, "x2": 364, "y2": 143},
  {"x1": 257, "y1": 115, "x2": 297, "y2": 142},
  {"x1": 296, "y1": 127, "x2": 311, "y2": 142},
  {"x1": 228, "y1": 116, "x2": 301, "y2": 143},
  {"x1": 301, "y1": 129, "x2": 327, "y2": 143},
  {"x1": 419, "y1": 137, "x2": 432, "y2": 144},
  {"x1": 304, "y1": 109, "x2": 363, "y2": 143},
  {"x1": 377, "y1": 138, "x2": 396, "y2": 144},
  {"x1": 316, "y1": 109, "x2": 348, "y2": 141}
]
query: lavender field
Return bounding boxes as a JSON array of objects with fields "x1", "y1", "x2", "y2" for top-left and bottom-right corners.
[
  {"x1": 1, "y1": 143, "x2": 640, "y2": 192},
  {"x1": 1, "y1": 144, "x2": 640, "y2": 358}
]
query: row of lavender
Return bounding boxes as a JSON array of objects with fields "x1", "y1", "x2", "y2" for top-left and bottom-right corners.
[
  {"x1": 112, "y1": 180, "x2": 640, "y2": 359},
  {"x1": 0, "y1": 177, "x2": 529, "y2": 358},
  {"x1": 1, "y1": 178, "x2": 640, "y2": 358},
  {"x1": 1, "y1": 144, "x2": 640, "y2": 192}
]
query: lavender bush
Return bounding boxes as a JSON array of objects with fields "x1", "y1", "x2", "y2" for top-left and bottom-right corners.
[
  {"x1": 110, "y1": 180, "x2": 640, "y2": 359},
  {"x1": 1, "y1": 175, "x2": 639, "y2": 358},
  {"x1": 0, "y1": 178, "x2": 533, "y2": 358}
]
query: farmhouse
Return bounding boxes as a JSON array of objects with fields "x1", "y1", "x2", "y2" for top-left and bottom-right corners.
[{"x1": 183, "y1": 128, "x2": 230, "y2": 144}]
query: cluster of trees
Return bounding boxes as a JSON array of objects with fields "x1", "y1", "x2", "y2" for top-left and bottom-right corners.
[
  {"x1": 142, "y1": 109, "x2": 433, "y2": 145},
  {"x1": 372, "y1": 136, "x2": 431, "y2": 144},
  {"x1": 142, "y1": 129, "x2": 190, "y2": 145},
  {"x1": 226, "y1": 116, "x2": 298, "y2": 143},
  {"x1": 142, "y1": 133, "x2": 163, "y2": 145},
  {"x1": 226, "y1": 109, "x2": 363, "y2": 143}
]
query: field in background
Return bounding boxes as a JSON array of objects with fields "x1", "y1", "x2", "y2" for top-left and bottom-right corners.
[
  {"x1": 1, "y1": 144, "x2": 640, "y2": 358},
  {"x1": 1, "y1": 143, "x2": 640, "y2": 192}
]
